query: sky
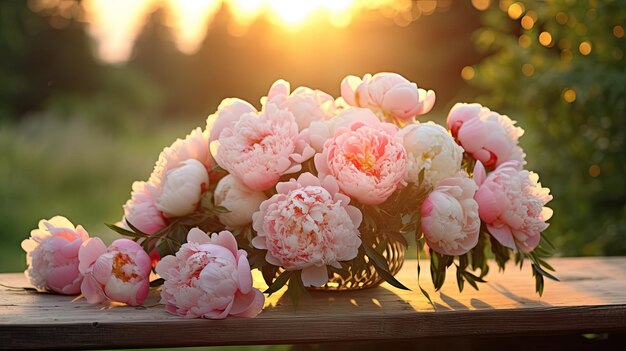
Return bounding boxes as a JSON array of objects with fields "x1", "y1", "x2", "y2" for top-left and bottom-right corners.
[{"x1": 80, "y1": 0, "x2": 451, "y2": 62}]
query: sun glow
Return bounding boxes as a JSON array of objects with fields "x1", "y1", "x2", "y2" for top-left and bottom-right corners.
[{"x1": 77, "y1": 0, "x2": 441, "y2": 62}]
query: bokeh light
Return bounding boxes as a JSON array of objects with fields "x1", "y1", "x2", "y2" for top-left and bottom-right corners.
[
  {"x1": 519, "y1": 34, "x2": 531, "y2": 48},
  {"x1": 539, "y1": 31, "x2": 553, "y2": 47},
  {"x1": 521, "y1": 63, "x2": 534, "y2": 76},
  {"x1": 471, "y1": 0, "x2": 491, "y2": 11},
  {"x1": 521, "y1": 15, "x2": 534, "y2": 30},
  {"x1": 507, "y1": 2, "x2": 524, "y2": 20},
  {"x1": 555, "y1": 11, "x2": 568, "y2": 25},
  {"x1": 563, "y1": 88, "x2": 577, "y2": 103},
  {"x1": 589, "y1": 165, "x2": 601, "y2": 178},
  {"x1": 579, "y1": 41, "x2": 592, "y2": 55},
  {"x1": 461, "y1": 66, "x2": 475, "y2": 80}
]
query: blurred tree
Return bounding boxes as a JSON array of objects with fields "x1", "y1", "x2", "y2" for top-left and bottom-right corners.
[
  {"x1": 468, "y1": 0, "x2": 626, "y2": 255},
  {"x1": 130, "y1": 5, "x2": 192, "y2": 116},
  {"x1": 0, "y1": 0, "x2": 103, "y2": 119},
  {"x1": 0, "y1": 1, "x2": 44, "y2": 119}
]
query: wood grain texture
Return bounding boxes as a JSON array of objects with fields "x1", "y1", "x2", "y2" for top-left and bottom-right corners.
[{"x1": 1, "y1": 257, "x2": 626, "y2": 350}]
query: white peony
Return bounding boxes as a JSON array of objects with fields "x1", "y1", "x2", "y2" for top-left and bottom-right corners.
[
  {"x1": 156, "y1": 159, "x2": 209, "y2": 217},
  {"x1": 214, "y1": 175, "x2": 268, "y2": 228},
  {"x1": 397, "y1": 122, "x2": 463, "y2": 188}
]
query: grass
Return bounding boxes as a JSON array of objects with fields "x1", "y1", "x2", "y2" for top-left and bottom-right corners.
[{"x1": 0, "y1": 114, "x2": 198, "y2": 273}]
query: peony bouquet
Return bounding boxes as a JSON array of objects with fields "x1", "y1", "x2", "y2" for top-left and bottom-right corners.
[{"x1": 22, "y1": 72, "x2": 555, "y2": 317}]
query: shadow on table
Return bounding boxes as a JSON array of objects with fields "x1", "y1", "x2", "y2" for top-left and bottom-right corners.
[{"x1": 261, "y1": 284, "x2": 419, "y2": 313}]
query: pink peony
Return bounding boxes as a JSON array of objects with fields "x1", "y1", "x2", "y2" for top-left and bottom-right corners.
[
  {"x1": 314, "y1": 108, "x2": 408, "y2": 205},
  {"x1": 398, "y1": 122, "x2": 464, "y2": 188},
  {"x1": 123, "y1": 127, "x2": 213, "y2": 232},
  {"x1": 206, "y1": 98, "x2": 257, "y2": 143},
  {"x1": 305, "y1": 107, "x2": 361, "y2": 153},
  {"x1": 446, "y1": 103, "x2": 525, "y2": 168},
  {"x1": 79, "y1": 238, "x2": 151, "y2": 306},
  {"x1": 263, "y1": 79, "x2": 335, "y2": 130},
  {"x1": 421, "y1": 176, "x2": 480, "y2": 256},
  {"x1": 341, "y1": 72, "x2": 435, "y2": 121},
  {"x1": 214, "y1": 175, "x2": 268, "y2": 228},
  {"x1": 214, "y1": 103, "x2": 315, "y2": 191},
  {"x1": 251, "y1": 173, "x2": 362, "y2": 287},
  {"x1": 473, "y1": 161, "x2": 553, "y2": 252},
  {"x1": 21, "y1": 216, "x2": 89, "y2": 294},
  {"x1": 149, "y1": 127, "x2": 213, "y2": 189},
  {"x1": 123, "y1": 181, "x2": 166, "y2": 234},
  {"x1": 155, "y1": 229, "x2": 264, "y2": 319}
]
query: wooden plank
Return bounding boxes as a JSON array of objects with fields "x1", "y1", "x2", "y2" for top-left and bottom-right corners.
[{"x1": 1, "y1": 257, "x2": 626, "y2": 350}]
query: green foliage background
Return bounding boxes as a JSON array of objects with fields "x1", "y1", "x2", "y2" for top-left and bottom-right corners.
[{"x1": 468, "y1": 0, "x2": 626, "y2": 256}]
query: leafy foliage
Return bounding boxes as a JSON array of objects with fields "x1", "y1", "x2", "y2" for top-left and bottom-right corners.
[{"x1": 470, "y1": 0, "x2": 626, "y2": 256}]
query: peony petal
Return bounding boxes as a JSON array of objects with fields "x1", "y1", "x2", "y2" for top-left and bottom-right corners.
[
  {"x1": 301, "y1": 265, "x2": 329, "y2": 287},
  {"x1": 487, "y1": 224, "x2": 516, "y2": 250},
  {"x1": 46, "y1": 216, "x2": 76, "y2": 230},
  {"x1": 251, "y1": 236, "x2": 267, "y2": 250},
  {"x1": 345, "y1": 205, "x2": 363, "y2": 228},
  {"x1": 187, "y1": 228, "x2": 210, "y2": 245},
  {"x1": 104, "y1": 277, "x2": 136, "y2": 305},
  {"x1": 237, "y1": 251, "x2": 253, "y2": 294},
  {"x1": 230, "y1": 289, "x2": 264, "y2": 317},
  {"x1": 130, "y1": 279, "x2": 149, "y2": 306},
  {"x1": 92, "y1": 254, "x2": 113, "y2": 285},
  {"x1": 155, "y1": 255, "x2": 178, "y2": 278},
  {"x1": 21, "y1": 239, "x2": 37, "y2": 253},
  {"x1": 473, "y1": 161, "x2": 487, "y2": 186},
  {"x1": 203, "y1": 298, "x2": 234, "y2": 320},
  {"x1": 209, "y1": 231, "x2": 239, "y2": 257},
  {"x1": 78, "y1": 238, "x2": 107, "y2": 274},
  {"x1": 541, "y1": 207, "x2": 554, "y2": 221},
  {"x1": 81, "y1": 275, "x2": 106, "y2": 304},
  {"x1": 267, "y1": 79, "x2": 290, "y2": 101},
  {"x1": 340, "y1": 75, "x2": 362, "y2": 106},
  {"x1": 417, "y1": 89, "x2": 436, "y2": 115},
  {"x1": 46, "y1": 264, "x2": 81, "y2": 294},
  {"x1": 60, "y1": 238, "x2": 83, "y2": 259}
]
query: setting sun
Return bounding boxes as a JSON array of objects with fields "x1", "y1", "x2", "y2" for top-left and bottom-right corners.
[{"x1": 82, "y1": 0, "x2": 430, "y2": 62}]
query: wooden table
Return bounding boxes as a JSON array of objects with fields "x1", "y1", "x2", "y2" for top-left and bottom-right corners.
[{"x1": 1, "y1": 257, "x2": 626, "y2": 350}]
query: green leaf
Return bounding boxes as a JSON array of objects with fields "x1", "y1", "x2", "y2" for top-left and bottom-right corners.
[
  {"x1": 429, "y1": 251, "x2": 453, "y2": 291},
  {"x1": 463, "y1": 270, "x2": 487, "y2": 283},
  {"x1": 364, "y1": 245, "x2": 410, "y2": 290},
  {"x1": 264, "y1": 270, "x2": 292, "y2": 295},
  {"x1": 149, "y1": 278, "x2": 164, "y2": 287},
  {"x1": 210, "y1": 205, "x2": 231, "y2": 214},
  {"x1": 124, "y1": 220, "x2": 149, "y2": 237},
  {"x1": 462, "y1": 271, "x2": 486, "y2": 290},
  {"x1": 373, "y1": 263, "x2": 411, "y2": 290},
  {"x1": 488, "y1": 234, "x2": 511, "y2": 271},
  {"x1": 533, "y1": 262, "x2": 559, "y2": 282},
  {"x1": 261, "y1": 265, "x2": 279, "y2": 287},
  {"x1": 535, "y1": 256, "x2": 556, "y2": 272},
  {"x1": 456, "y1": 265, "x2": 465, "y2": 292},
  {"x1": 286, "y1": 271, "x2": 309, "y2": 309},
  {"x1": 526, "y1": 253, "x2": 559, "y2": 281},
  {"x1": 416, "y1": 247, "x2": 433, "y2": 307},
  {"x1": 533, "y1": 265, "x2": 545, "y2": 296},
  {"x1": 105, "y1": 223, "x2": 148, "y2": 239}
]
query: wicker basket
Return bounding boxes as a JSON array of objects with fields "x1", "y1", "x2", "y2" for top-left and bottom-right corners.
[{"x1": 308, "y1": 239, "x2": 406, "y2": 291}]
